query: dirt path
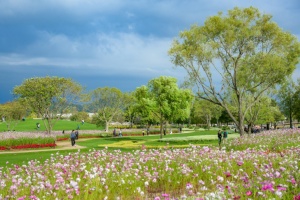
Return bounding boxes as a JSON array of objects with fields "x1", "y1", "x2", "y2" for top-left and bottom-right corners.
[{"x1": 0, "y1": 139, "x2": 89, "y2": 154}]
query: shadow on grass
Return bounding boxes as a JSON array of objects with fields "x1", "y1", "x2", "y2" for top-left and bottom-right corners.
[{"x1": 103, "y1": 137, "x2": 145, "y2": 142}]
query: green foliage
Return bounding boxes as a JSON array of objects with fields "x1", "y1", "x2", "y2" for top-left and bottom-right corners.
[
  {"x1": 87, "y1": 87, "x2": 127, "y2": 131},
  {"x1": 169, "y1": 6, "x2": 300, "y2": 135},
  {"x1": 13, "y1": 76, "x2": 82, "y2": 134},
  {"x1": 191, "y1": 99, "x2": 222, "y2": 129},
  {"x1": 277, "y1": 78, "x2": 300, "y2": 127},
  {"x1": 134, "y1": 76, "x2": 193, "y2": 138},
  {"x1": 69, "y1": 111, "x2": 90, "y2": 123},
  {"x1": 0, "y1": 101, "x2": 27, "y2": 131}
]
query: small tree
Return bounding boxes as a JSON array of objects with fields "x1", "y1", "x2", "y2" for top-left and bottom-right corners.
[
  {"x1": 14, "y1": 76, "x2": 82, "y2": 134},
  {"x1": 134, "y1": 76, "x2": 193, "y2": 139},
  {"x1": 277, "y1": 79, "x2": 299, "y2": 128},
  {"x1": 192, "y1": 99, "x2": 222, "y2": 129},
  {"x1": 87, "y1": 87, "x2": 126, "y2": 132},
  {"x1": 245, "y1": 96, "x2": 284, "y2": 132},
  {"x1": 123, "y1": 92, "x2": 137, "y2": 128}
]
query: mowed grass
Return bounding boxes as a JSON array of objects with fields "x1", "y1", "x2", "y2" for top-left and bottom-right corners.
[
  {"x1": 0, "y1": 130, "x2": 239, "y2": 167},
  {"x1": 0, "y1": 118, "x2": 101, "y2": 132}
]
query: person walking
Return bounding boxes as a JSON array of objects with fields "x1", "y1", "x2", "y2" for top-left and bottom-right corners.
[
  {"x1": 70, "y1": 130, "x2": 76, "y2": 146},
  {"x1": 217, "y1": 130, "x2": 223, "y2": 148},
  {"x1": 119, "y1": 128, "x2": 122, "y2": 137},
  {"x1": 223, "y1": 130, "x2": 228, "y2": 143},
  {"x1": 36, "y1": 123, "x2": 40, "y2": 130},
  {"x1": 113, "y1": 128, "x2": 116, "y2": 137},
  {"x1": 75, "y1": 130, "x2": 79, "y2": 140}
]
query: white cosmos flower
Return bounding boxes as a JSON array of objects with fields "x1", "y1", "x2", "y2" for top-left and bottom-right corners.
[{"x1": 144, "y1": 181, "x2": 149, "y2": 186}]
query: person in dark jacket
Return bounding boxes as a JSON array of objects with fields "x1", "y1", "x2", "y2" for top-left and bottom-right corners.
[
  {"x1": 217, "y1": 130, "x2": 223, "y2": 147},
  {"x1": 70, "y1": 130, "x2": 76, "y2": 146}
]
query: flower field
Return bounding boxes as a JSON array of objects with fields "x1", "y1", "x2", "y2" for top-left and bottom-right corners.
[
  {"x1": 0, "y1": 129, "x2": 299, "y2": 199},
  {"x1": 0, "y1": 132, "x2": 57, "y2": 151}
]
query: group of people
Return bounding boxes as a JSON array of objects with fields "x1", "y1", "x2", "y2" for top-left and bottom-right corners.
[
  {"x1": 113, "y1": 128, "x2": 123, "y2": 137},
  {"x1": 142, "y1": 127, "x2": 150, "y2": 136},
  {"x1": 217, "y1": 129, "x2": 228, "y2": 147}
]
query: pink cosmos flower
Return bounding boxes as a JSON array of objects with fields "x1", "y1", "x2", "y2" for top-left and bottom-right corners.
[
  {"x1": 237, "y1": 161, "x2": 243, "y2": 166},
  {"x1": 262, "y1": 183, "x2": 274, "y2": 192},
  {"x1": 246, "y1": 191, "x2": 252, "y2": 196},
  {"x1": 186, "y1": 183, "x2": 193, "y2": 189},
  {"x1": 274, "y1": 171, "x2": 281, "y2": 178},
  {"x1": 29, "y1": 195, "x2": 38, "y2": 200},
  {"x1": 224, "y1": 171, "x2": 231, "y2": 177},
  {"x1": 293, "y1": 193, "x2": 300, "y2": 200},
  {"x1": 277, "y1": 185, "x2": 286, "y2": 191}
]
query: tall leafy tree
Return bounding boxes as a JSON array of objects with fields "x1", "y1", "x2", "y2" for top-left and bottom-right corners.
[
  {"x1": 134, "y1": 76, "x2": 193, "y2": 139},
  {"x1": 169, "y1": 7, "x2": 300, "y2": 135},
  {"x1": 13, "y1": 76, "x2": 82, "y2": 134},
  {"x1": 88, "y1": 87, "x2": 127, "y2": 132}
]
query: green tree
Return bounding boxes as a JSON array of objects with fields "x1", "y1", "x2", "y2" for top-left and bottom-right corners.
[
  {"x1": 0, "y1": 101, "x2": 27, "y2": 131},
  {"x1": 123, "y1": 92, "x2": 138, "y2": 128},
  {"x1": 70, "y1": 111, "x2": 90, "y2": 123},
  {"x1": 292, "y1": 79, "x2": 300, "y2": 123},
  {"x1": 219, "y1": 109, "x2": 234, "y2": 125},
  {"x1": 169, "y1": 7, "x2": 300, "y2": 135},
  {"x1": 134, "y1": 76, "x2": 193, "y2": 139},
  {"x1": 277, "y1": 79, "x2": 298, "y2": 128},
  {"x1": 13, "y1": 76, "x2": 82, "y2": 134},
  {"x1": 191, "y1": 99, "x2": 222, "y2": 129},
  {"x1": 87, "y1": 87, "x2": 126, "y2": 132},
  {"x1": 245, "y1": 96, "x2": 284, "y2": 132}
]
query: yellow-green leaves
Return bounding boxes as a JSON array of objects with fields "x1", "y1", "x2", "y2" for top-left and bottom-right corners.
[{"x1": 169, "y1": 6, "x2": 300, "y2": 135}]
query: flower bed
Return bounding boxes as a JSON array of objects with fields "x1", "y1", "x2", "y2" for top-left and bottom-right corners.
[
  {"x1": 0, "y1": 129, "x2": 299, "y2": 199},
  {"x1": 0, "y1": 134, "x2": 56, "y2": 151}
]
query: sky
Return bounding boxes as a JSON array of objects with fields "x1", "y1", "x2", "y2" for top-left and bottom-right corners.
[{"x1": 1, "y1": 0, "x2": 300, "y2": 103}]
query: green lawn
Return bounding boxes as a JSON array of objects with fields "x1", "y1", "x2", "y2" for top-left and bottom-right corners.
[
  {"x1": 0, "y1": 118, "x2": 101, "y2": 132},
  {"x1": 0, "y1": 130, "x2": 239, "y2": 167}
]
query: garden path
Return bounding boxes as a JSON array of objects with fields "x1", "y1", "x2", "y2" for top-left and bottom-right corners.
[{"x1": 0, "y1": 139, "x2": 89, "y2": 154}]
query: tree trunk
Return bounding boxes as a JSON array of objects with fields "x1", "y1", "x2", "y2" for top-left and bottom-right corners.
[
  {"x1": 238, "y1": 113, "x2": 244, "y2": 136},
  {"x1": 43, "y1": 119, "x2": 51, "y2": 134},
  {"x1": 247, "y1": 123, "x2": 252, "y2": 134},
  {"x1": 105, "y1": 121, "x2": 109, "y2": 132},
  {"x1": 159, "y1": 113, "x2": 163, "y2": 139},
  {"x1": 289, "y1": 105, "x2": 293, "y2": 128},
  {"x1": 274, "y1": 122, "x2": 277, "y2": 129}
]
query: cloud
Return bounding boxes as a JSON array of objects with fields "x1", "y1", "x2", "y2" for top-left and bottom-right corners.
[
  {"x1": 1, "y1": 0, "x2": 300, "y2": 103},
  {"x1": 0, "y1": 31, "x2": 176, "y2": 78}
]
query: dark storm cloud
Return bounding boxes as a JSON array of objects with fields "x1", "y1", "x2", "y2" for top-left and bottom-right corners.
[{"x1": 0, "y1": 0, "x2": 300, "y2": 103}]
